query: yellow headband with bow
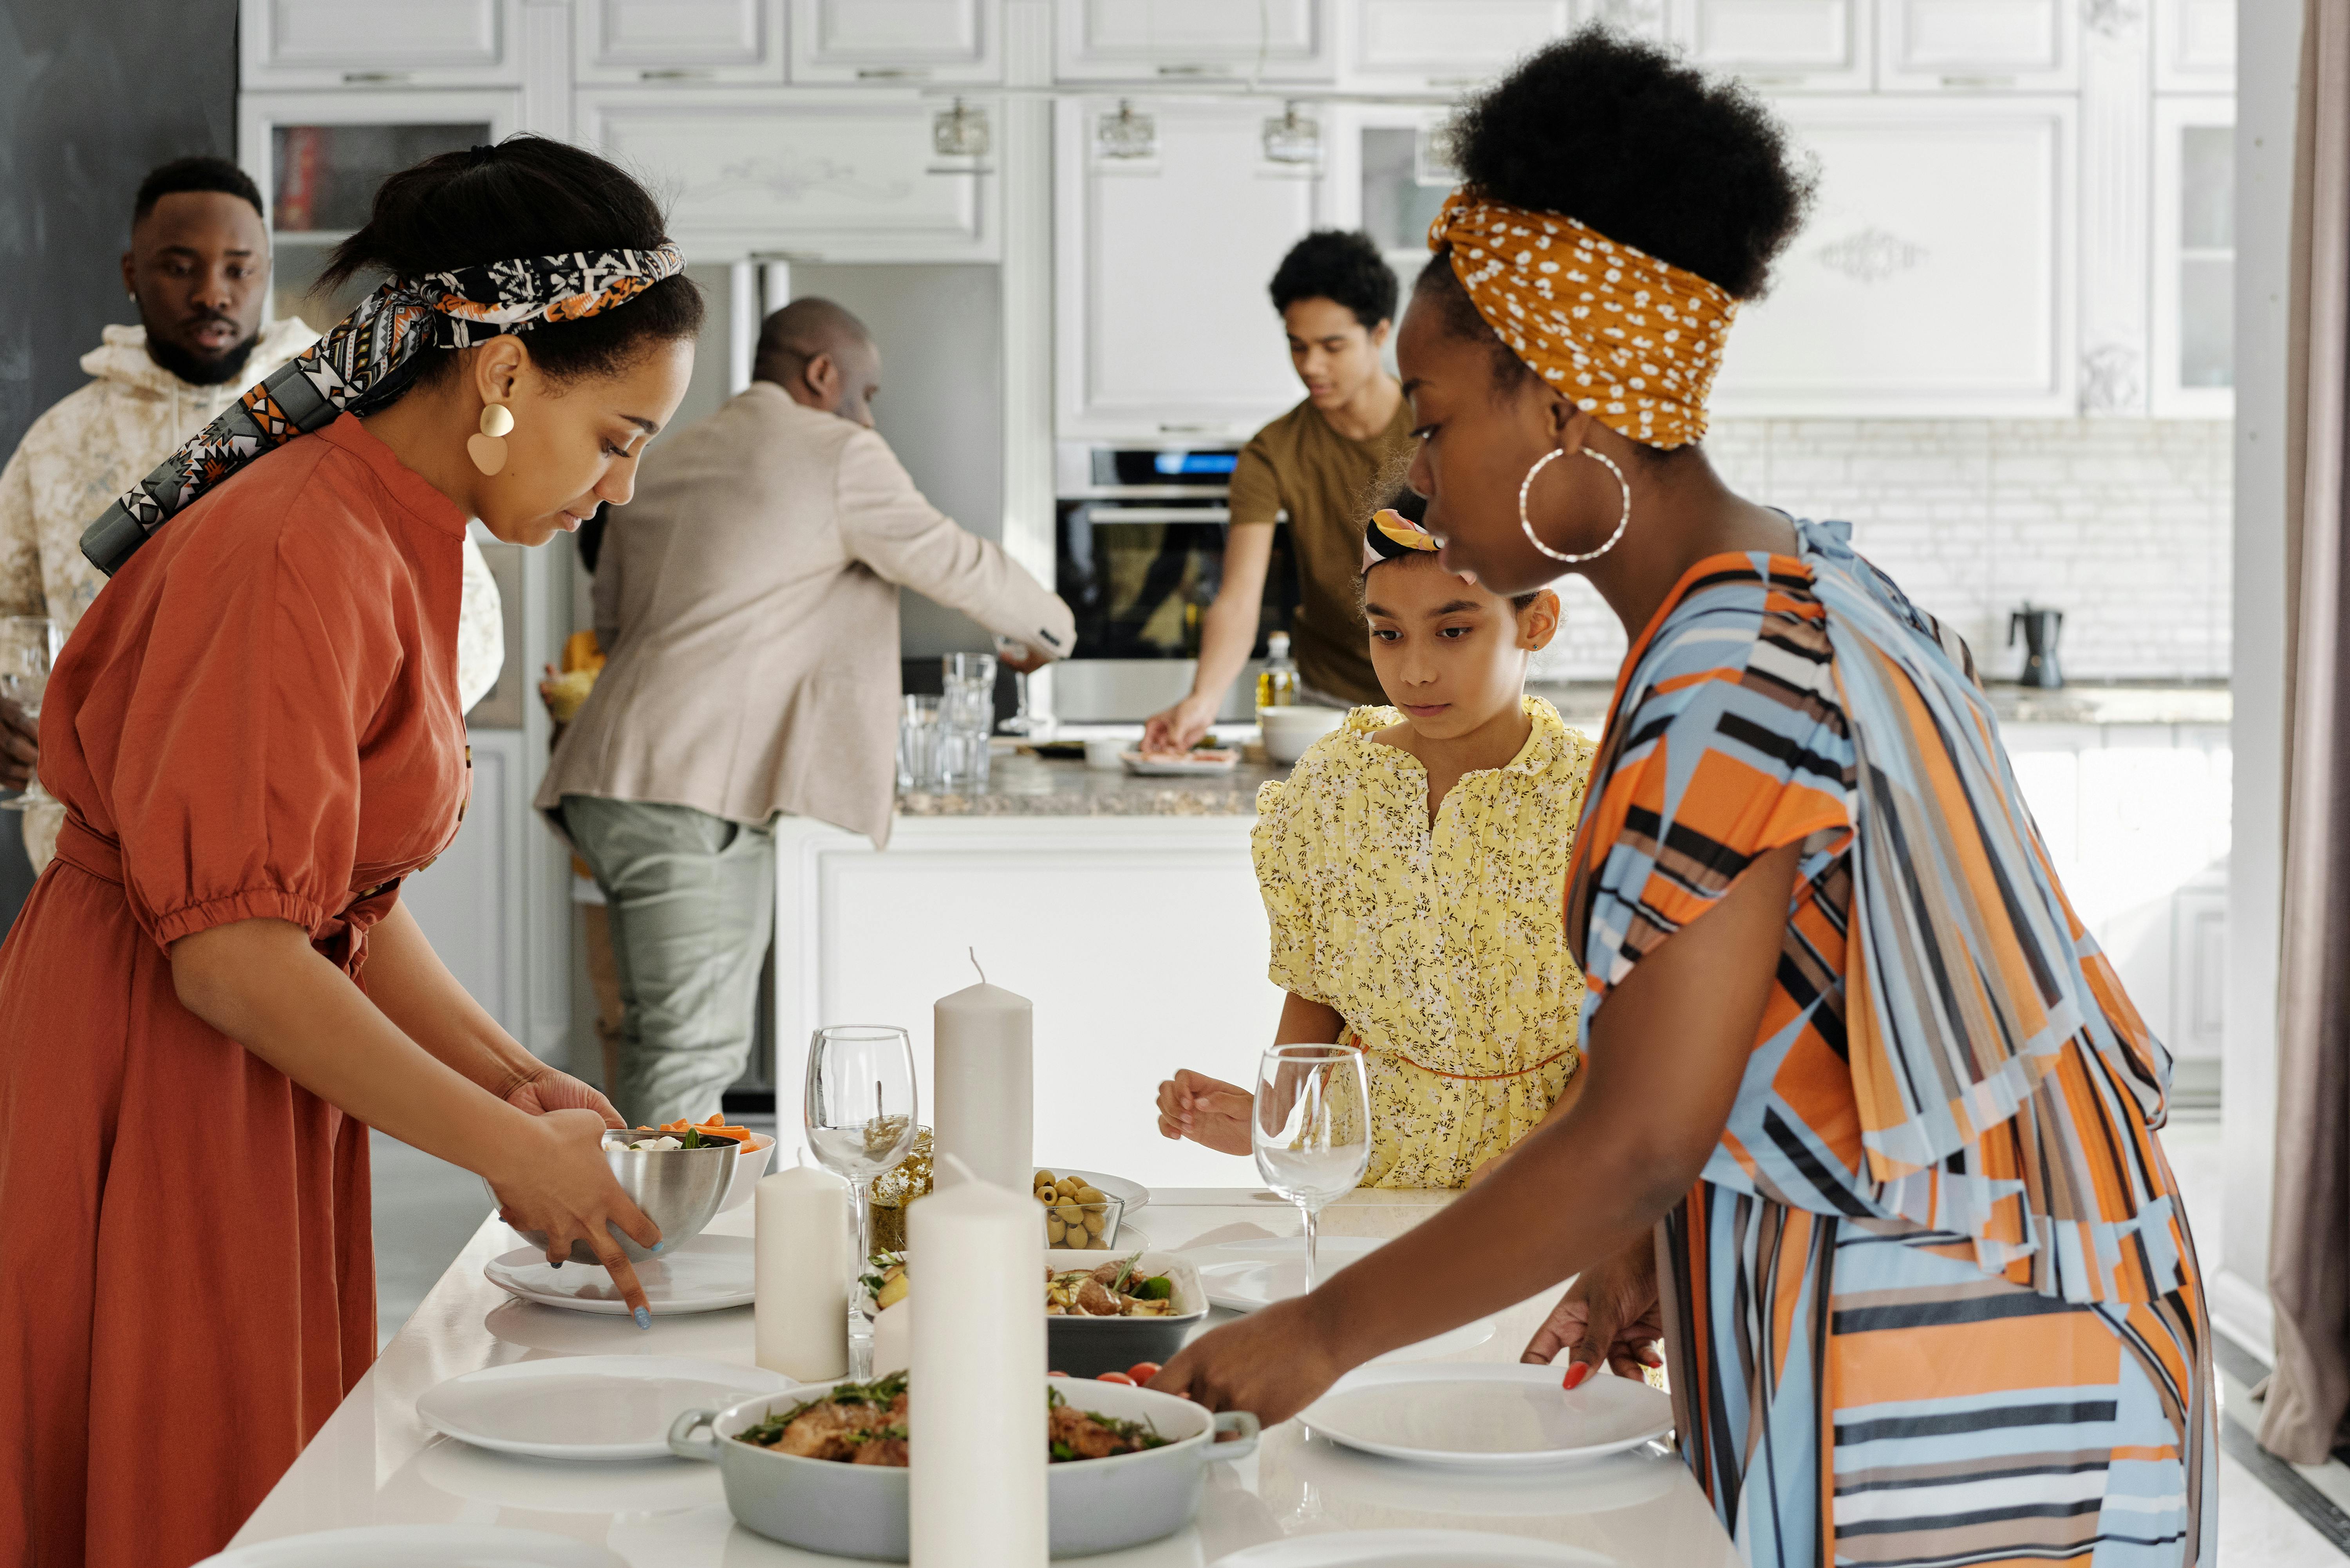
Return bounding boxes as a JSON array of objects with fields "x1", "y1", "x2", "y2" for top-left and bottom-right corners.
[{"x1": 1427, "y1": 189, "x2": 1737, "y2": 450}]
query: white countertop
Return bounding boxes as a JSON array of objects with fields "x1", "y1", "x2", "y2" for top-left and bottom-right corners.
[{"x1": 231, "y1": 1189, "x2": 1737, "y2": 1567}]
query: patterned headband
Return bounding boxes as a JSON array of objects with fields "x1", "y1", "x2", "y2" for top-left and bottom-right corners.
[
  {"x1": 1428, "y1": 190, "x2": 1736, "y2": 450},
  {"x1": 81, "y1": 242, "x2": 687, "y2": 576},
  {"x1": 1362, "y1": 507, "x2": 1443, "y2": 574}
]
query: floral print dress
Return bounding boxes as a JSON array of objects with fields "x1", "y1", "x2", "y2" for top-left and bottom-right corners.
[{"x1": 1252, "y1": 695, "x2": 1596, "y2": 1187}]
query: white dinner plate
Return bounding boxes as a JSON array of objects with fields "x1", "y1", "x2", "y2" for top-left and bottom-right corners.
[
  {"x1": 417, "y1": 1355, "x2": 792, "y2": 1460},
  {"x1": 1045, "y1": 1166, "x2": 1152, "y2": 1212},
  {"x1": 1121, "y1": 750, "x2": 1239, "y2": 776},
  {"x1": 196, "y1": 1525, "x2": 628, "y2": 1567},
  {"x1": 484, "y1": 1234, "x2": 754, "y2": 1315},
  {"x1": 1211, "y1": 1530, "x2": 1620, "y2": 1566},
  {"x1": 1300, "y1": 1363, "x2": 1674, "y2": 1469}
]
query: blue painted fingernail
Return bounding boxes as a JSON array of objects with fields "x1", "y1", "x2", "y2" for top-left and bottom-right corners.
[
  {"x1": 650, "y1": 1241, "x2": 665, "y2": 1253},
  {"x1": 634, "y1": 1306, "x2": 652, "y2": 1330}
]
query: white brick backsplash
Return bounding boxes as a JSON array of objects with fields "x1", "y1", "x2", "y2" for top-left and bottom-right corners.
[{"x1": 1527, "y1": 418, "x2": 2232, "y2": 684}]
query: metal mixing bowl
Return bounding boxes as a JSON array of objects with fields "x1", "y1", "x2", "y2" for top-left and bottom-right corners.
[{"x1": 488, "y1": 1131, "x2": 738, "y2": 1265}]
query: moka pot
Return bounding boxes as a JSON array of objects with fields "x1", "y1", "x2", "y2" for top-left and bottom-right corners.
[{"x1": 2008, "y1": 604, "x2": 2064, "y2": 689}]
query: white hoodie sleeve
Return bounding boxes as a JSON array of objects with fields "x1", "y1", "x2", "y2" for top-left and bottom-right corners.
[{"x1": 456, "y1": 534, "x2": 505, "y2": 714}]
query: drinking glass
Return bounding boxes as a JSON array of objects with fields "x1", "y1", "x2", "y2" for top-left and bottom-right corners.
[
  {"x1": 1252, "y1": 1044, "x2": 1372, "y2": 1292},
  {"x1": 804, "y1": 1024, "x2": 918, "y2": 1374},
  {"x1": 940, "y1": 651, "x2": 997, "y2": 732},
  {"x1": 992, "y1": 635, "x2": 1046, "y2": 738},
  {"x1": 897, "y1": 694, "x2": 943, "y2": 791},
  {"x1": 0, "y1": 617, "x2": 57, "y2": 813}
]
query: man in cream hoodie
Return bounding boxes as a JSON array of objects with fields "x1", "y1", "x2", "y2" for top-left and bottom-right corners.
[{"x1": 0, "y1": 156, "x2": 503, "y2": 871}]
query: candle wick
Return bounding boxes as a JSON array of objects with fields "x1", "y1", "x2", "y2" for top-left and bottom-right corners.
[{"x1": 969, "y1": 946, "x2": 987, "y2": 985}]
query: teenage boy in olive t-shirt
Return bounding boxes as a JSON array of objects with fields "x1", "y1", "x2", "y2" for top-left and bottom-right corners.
[{"x1": 1142, "y1": 231, "x2": 1414, "y2": 751}]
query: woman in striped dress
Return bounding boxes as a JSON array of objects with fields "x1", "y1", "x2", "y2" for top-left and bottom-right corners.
[{"x1": 1152, "y1": 28, "x2": 2213, "y2": 1567}]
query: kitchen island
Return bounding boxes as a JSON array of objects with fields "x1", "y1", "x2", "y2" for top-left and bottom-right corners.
[
  {"x1": 229, "y1": 1189, "x2": 1739, "y2": 1566},
  {"x1": 776, "y1": 750, "x2": 1294, "y2": 1192}
]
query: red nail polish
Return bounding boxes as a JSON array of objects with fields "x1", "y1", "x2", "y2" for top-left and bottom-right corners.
[{"x1": 1560, "y1": 1362, "x2": 1591, "y2": 1391}]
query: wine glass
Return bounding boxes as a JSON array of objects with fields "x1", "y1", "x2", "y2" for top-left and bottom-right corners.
[
  {"x1": 804, "y1": 1024, "x2": 918, "y2": 1374},
  {"x1": 1252, "y1": 1044, "x2": 1372, "y2": 1293},
  {"x1": 992, "y1": 635, "x2": 1045, "y2": 737},
  {"x1": 0, "y1": 617, "x2": 57, "y2": 813}
]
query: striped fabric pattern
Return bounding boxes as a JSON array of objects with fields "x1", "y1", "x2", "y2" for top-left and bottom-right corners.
[{"x1": 1569, "y1": 519, "x2": 2213, "y2": 1565}]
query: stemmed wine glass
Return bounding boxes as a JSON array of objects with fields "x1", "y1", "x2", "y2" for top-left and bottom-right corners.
[
  {"x1": 804, "y1": 1024, "x2": 918, "y2": 1376},
  {"x1": 0, "y1": 617, "x2": 57, "y2": 813},
  {"x1": 1252, "y1": 1044, "x2": 1372, "y2": 1293},
  {"x1": 992, "y1": 634, "x2": 1046, "y2": 738}
]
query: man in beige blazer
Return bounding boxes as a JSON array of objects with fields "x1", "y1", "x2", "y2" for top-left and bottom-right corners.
[{"x1": 537, "y1": 298, "x2": 1074, "y2": 1125}]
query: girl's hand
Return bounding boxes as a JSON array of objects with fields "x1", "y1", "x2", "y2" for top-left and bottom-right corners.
[
  {"x1": 1155, "y1": 1069, "x2": 1253, "y2": 1154},
  {"x1": 1141, "y1": 694, "x2": 1218, "y2": 755},
  {"x1": 1520, "y1": 1234, "x2": 1665, "y2": 1382},
  {"x1": 488, "y1": 1106, "x2": 663, "y2": 1326},
  {"x1": 506, "y1": 1064, "x2": 624, "y2": 1127}
]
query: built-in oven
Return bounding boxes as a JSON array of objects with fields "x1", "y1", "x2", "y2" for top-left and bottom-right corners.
[{"x1": 1050, "y1": 443, "x2": 1298, "y2": 723}]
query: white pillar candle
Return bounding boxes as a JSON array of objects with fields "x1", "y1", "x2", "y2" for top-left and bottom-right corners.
[
  {"x1": 909, "y1": 1156, "x2": 1047, "y2": 1566},
  {"x1": 754, "y1": 1159, "x2": 851, "y2": 1383},
  {"x1": 933, "y1": 977, "x2": 1033, "y2": 1193}
]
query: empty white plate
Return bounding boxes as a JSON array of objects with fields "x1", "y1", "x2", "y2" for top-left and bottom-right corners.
[
  {"x1": 484, "y1": 1234, "x2": 754, "y2": 1315},
  {"x1": 417, "y1": 1355, "x2": 792, "y2": 1460},
  {"x1": 1300, "y1": 1363, "x2": 1674, "y2": 1468},
  {"x1": 196, "y1": 1525, "x2": 627, "y2": 1567},
  {"x1": 1212, "y1": 1530, "x2": 1620, "y2": 1566}
]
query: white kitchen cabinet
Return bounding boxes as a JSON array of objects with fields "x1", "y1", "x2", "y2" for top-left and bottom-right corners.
[
  {"x1": 1576, "y1": 0, "x2": 1669, "y2": 42},
  {"x1": 1670, "y1": 0, "x2": 1872, "y2": 90},
  {"x1": 1056, "y1": 98, "x2": 1328, "y2": 441},
  {"x1": 239, "y1": 90, "x2": 523, "y2": 315},
  {"x1": 1335, "y1": 1, "x2": 1569, "y2": 91},
  {"x1": 576, "y1": 90, "x2": 998, "y2": 262},
  {"x1": 241, "y1": 0, "x2": 524, "y2": 87},
  {"x1": 773, "y1": 814, "x2": 1286, "y2": 1189},
  {"x1": 1056, "y1": 0, "x2": 1332, "y2": 83},
  {"x1": 2151, "y1": 95, "x2": 2234, "y2": 419},
  {"x1": 788, "y1": 0, "x2": 1002, "y2": 82},
  {"x1": 1325, "y1": 105, "x2": 1455, "y2": 288},
  {"x1": 574, "y1": 0, "x2": 787, "y2": 84},
  {"x1": 1878, "y1": 0, "x2": 2077, "y2": 91},
  {"x1": 1710, "y1": 97, "x2": 2075, "y2": 418},
  {"x1": 2154, "y1": 0, "x2": 2234, "y2": 92}
]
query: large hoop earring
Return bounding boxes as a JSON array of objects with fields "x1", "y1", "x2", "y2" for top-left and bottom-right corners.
[{"x1": 1519, "y1": 446, "x2": 1631, "y2": 565}]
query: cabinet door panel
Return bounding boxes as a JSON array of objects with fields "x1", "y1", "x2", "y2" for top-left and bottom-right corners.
[
  {"x1": 1341, "y1": 0, "x2": 1571, "y2": 87},
  {"x1": 578, "y1": 92, "x2": 992, "y2": 262},
  {"x1": 1880, "y1": 0, "x2": 2075, "y2": 89},
  {"x1": 2155, "y1": 0, "x2": 2234, "y2": 91},
  {"x1": 789, "y1": 0, "x2": 1002, "y2": 81},
  {"x1": 400, "y1": 736, "x2": 519, "y2": 1038},
  {"x1": 576, "y1": 0, "x2": 786, "y2": 83},
  {"x1": 242, "y1": 0, "x2": 519, "y2": 86},
  {"x1": 1710, "y1": 99, "x2": 2074, "y2": 416},
  {"x1": 1677, "y1": 0, "x2": 1869, "y2": 85},
  {"x1": 1057, "y1": 100, "x2": 1323, "y2": 439},
  {"x1": 1059, "y1": 0, "x2": 1330, "y2": 80}
]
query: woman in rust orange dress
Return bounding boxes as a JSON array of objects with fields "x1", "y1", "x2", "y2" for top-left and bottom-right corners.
[{"x1": 0, "y1": 138, "x2": 705, "y2": 1568}]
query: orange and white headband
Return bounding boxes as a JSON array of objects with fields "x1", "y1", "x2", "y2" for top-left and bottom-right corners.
[{"x1": 1427, "y1": 190, "x2": 1736, "y2": 450}]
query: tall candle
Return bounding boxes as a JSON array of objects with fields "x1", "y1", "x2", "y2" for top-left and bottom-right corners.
[
  {"x1": 933, "y1": 976, "x2": 1033, "y2": 1193},
  {"x1": 754, "y1": 1158, "x2": 851, "y2": 1382},
  {"x1": 909, "y1": 1156, "x2": 1047, "y2": 1566}
]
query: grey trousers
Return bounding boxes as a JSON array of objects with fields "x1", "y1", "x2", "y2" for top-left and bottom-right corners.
[{"x1": 561, "y1": 795, "x2": 775, "y2": 1128}]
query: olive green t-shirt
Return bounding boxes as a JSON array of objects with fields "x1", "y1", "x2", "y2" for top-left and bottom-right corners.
[{"x1": 1227, "y1": 394, "x2": 1415, "y2": 706}]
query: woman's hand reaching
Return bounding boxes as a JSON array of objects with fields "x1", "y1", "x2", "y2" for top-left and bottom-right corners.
[
  {"x1": 1521, "y1": 1234, "x2": 1666, "y2": 1384},
  {"x1": 506, "y1": 1064, "x2": 624, "y2": 1126},
  {"x1": 1156, "y1": 1069, "x2": 1254, "y2": 1154},
  {"x1": 487, "y1": 1106, "x2": 663, "y2": 1327}
]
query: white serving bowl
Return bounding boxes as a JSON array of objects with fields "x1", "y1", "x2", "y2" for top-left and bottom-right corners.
[
  {"x1": 716, "y1": 1132, "x2": 777, "y2": 1212},
  {"x1": 1258, "y1": 704, "x2": 1346, "y2": 764},
  {"x1": 1084, "y1": 737, "x2": 1128, "y2": 771}
]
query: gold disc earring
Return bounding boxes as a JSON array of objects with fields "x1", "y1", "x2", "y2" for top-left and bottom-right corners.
[{"x1": 468, "y1": 403, "x2": 514, "y2": 477}]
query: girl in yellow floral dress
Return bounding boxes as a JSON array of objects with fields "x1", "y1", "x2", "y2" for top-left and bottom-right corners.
[{"x1": 1155, "y1": 508, "x2": 1597, "y2": 1188}]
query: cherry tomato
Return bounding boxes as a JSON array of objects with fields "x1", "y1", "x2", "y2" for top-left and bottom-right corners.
[
  {"x1": 1126, "y1": 1362, "x2": 1162, "y2": 1384},
  {"x1": 1095, "y1": 1371, "x2": 1136, "y2": 1385}
]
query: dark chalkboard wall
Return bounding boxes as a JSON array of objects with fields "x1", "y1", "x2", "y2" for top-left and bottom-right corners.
[{"x1": 0, "y1": 0, "x2": 239, "y2": 930}]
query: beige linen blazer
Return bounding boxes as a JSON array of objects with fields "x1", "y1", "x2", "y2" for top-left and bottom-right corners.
[{"x1": 535, "y1": 383, "x2": 1074, "y2": 847}]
